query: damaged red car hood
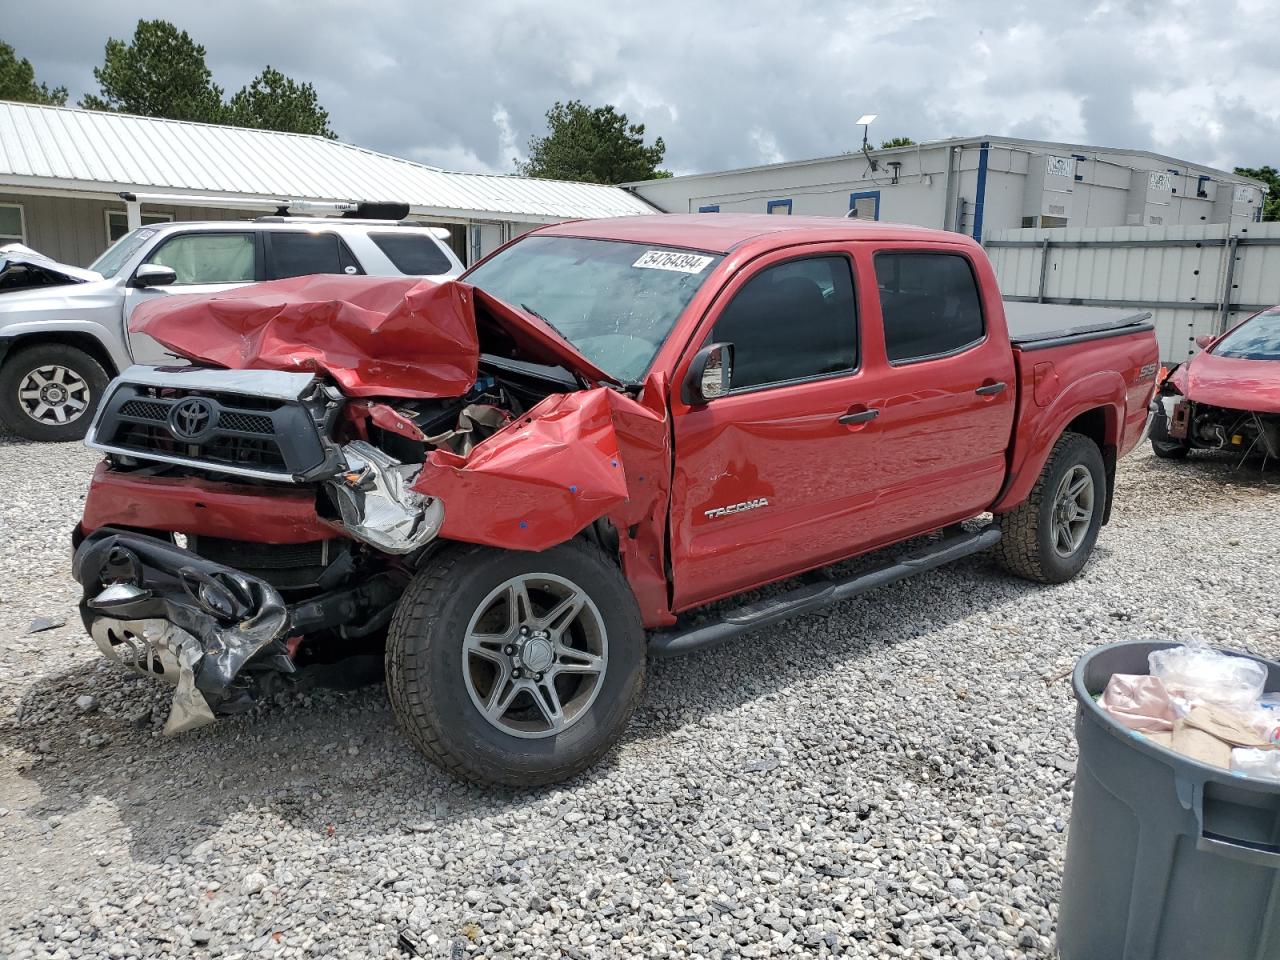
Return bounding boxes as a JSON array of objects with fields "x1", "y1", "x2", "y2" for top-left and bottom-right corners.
[
  {"x1": 1170, "y1": 350, "x2": 1280, "y2": 414},
  {"x1": 129, "y1": 274, "x2": 617, "y2": 397}
]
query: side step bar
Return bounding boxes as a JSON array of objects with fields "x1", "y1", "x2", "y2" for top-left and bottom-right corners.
[{"x1": 647, "y1": 525, "x2": 1002, "y2": 658}]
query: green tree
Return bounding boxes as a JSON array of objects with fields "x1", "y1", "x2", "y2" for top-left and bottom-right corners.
[
  {"x1": 80, "y1": 19, "x2": 225, "y2": 123},
  {"x1": 1234, "y1": 165, "x2": 1279, "y2": 221},
  {"x1": 518, "y1": 100, "x2": 667, "y2": 183},
  {"x1": 880, "y1": 136, "x2": 916, "y2": 149},
  {"x1": 0, "y1": 40, "x2": 67, "y2": 105},
  {"x1": 227, "y1": 66, "x2": 336, "y2": 138}
]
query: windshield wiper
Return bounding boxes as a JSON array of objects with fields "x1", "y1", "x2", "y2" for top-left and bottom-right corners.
[
  {"x1": 520, "y1": 302, "x2": 579, "y2": 347},
  {"x1": 520, "y1": 302, "x2": 553, "y2": 326}
]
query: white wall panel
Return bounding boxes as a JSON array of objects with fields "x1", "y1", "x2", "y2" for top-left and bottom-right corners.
[{"x1": 986, "y1": 223, "x2": 1280, "y2": 364}]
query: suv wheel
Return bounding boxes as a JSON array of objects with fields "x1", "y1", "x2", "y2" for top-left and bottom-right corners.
[
  {"x1": 386, "y1": 540, "x2": 645, "y2": 786},
  {"x1": 995, "y1": 431, "x2": 1106, "y2": 584},
  {"x1": 0, "y1": 343, "x2": 109, "y2": 442}
]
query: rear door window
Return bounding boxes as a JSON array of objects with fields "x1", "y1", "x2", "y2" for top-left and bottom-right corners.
[
  {"x1": 874, "y1": 252, "x2": 984, "y2": 363},
  {"x1": 369, "y1": 232, "x2": 453, "y2": 275},
  {"x1": 267, "y1": 232, "x2": 364, "y2": 280},
  {"x1": 144, "y1": 233, "x2": 256, "y2": 285},
  {"x1": 711, "y1": 255, "x2": 857, "y2": 390}
]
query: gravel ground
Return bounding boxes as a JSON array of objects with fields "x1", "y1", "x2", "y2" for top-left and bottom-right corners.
[{"x1": 0, "y1": 432, "x2": 1277, "y2": 960}]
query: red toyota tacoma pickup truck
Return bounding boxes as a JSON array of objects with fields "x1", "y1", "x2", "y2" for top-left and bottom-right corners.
[{"x1": 72, "y1": 214, "x2": 1159, "y2": 785}]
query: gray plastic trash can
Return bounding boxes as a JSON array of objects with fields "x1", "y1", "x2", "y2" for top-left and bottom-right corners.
[{"x1": 1058, "y1": 641, "x2": 1280, "y2": 960}]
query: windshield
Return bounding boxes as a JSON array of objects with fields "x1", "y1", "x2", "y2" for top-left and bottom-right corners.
[
  {"x1": 464, "y1": 236, "x2": 723, "y2": 382},
  {"x1": 89, "y1": 228, "x2": 157, "y2": 278},
  {"x1": 1212, "y1": 308, "x2": 1280, "y2": 361}
]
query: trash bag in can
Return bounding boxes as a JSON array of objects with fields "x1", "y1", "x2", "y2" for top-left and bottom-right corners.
[{"x1": 1058, "y1": 640, "x2": 1280, "y2": 960}]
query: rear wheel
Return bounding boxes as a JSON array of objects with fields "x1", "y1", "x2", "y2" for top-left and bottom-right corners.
[
  {"x1": 385, "y1": 540, "x2": 645, "y2": 786},
  {"x1": 0, "y1": 343, "x2": 109, "y2": 441},
  {"x1": 996, "y1": 431, "x2": 1106, "y2": 584}
]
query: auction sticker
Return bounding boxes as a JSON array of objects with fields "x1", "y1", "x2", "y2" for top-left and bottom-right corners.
[{"x1": 633, "y1": 250, "x2": 714, "y2": 274}]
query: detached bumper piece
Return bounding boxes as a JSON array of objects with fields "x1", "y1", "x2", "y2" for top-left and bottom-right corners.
[
  {"x1": 72, "y1": 529, "x2": 404, "y2": 735},
  {"x1": 74, "y1": 530, "x2": 291, "y2": 735}
]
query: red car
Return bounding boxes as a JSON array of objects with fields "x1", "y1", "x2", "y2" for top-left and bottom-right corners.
[
  {"x1": 71, "y1": 215, "x2": 1159, "y2": 785},
  {"x1": 1150, "y1": 307, "x2": 1280, "y2": 462}
]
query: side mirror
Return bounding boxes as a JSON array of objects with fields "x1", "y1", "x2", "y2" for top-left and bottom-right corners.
[
  {"x1": 1194, "y1": 334, "x2": 1215, "y2": 350},
  {"x1": 131, "y1": 264, "x2": 177, "y2": 288},
  {"x1": 683, "y1": 342, "x2": 733, "y2": 405}
]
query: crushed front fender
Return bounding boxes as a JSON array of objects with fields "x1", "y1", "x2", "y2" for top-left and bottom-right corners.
[{"x1": 410, "y1": 388, "x2": 631, "y2": 552}]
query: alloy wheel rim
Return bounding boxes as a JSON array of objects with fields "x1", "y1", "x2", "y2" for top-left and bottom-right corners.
[
  {"x1": 17, "y1": 364, "x2": 91, "y2": 426},
  {"x1": 461, "y1": 573, "x2": 608, "y2": 739},
  {"x1": 1051, "y1": 465, "x2": 1095, "y2": 558}
]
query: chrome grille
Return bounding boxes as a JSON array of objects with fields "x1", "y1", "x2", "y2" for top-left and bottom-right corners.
[{"x1": 89, "y1": 369, "x2": 330, "y2": 482}]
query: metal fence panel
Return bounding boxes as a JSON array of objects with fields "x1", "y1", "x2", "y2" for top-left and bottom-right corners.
[{"x1": 986, "y1": 222, "x2": 1280, "y2": 363}]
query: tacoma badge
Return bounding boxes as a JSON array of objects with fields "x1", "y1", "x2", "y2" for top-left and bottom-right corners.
[{"x1": 704, "y1": 497, "x2": 769, "y2": 519}]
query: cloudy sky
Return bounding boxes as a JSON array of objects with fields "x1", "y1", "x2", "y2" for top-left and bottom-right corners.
[{"x1": 6, "y1": 0, "x2": 1277, "y2": 177}]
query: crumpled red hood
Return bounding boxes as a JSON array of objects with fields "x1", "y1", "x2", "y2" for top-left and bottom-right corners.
[
  {"x1": 130, "y1": 275, "x2": 477, "y2": 398},
  {"x1": 129, "y1": 274, "x2": 617, "y2": 397},
  {"x1": 1170, "y1": 350, "x2": 1280, "y2": 414}
]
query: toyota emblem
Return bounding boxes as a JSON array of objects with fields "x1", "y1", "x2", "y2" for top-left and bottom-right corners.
[{"x1": 168, "y1": 397, "x2": 216, "y2": 440}]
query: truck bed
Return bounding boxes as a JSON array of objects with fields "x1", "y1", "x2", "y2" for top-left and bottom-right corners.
[{"x1": 1004, "y1": 302, "x2": 1152, "y2": 351}]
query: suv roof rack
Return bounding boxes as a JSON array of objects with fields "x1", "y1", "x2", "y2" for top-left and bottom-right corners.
[
  {"x1": 264, "y1": 200, "x2": 411, "y2": 220},
  {"x1": 118, "y1": 193, "x2": 413, "y2": 222},
  {"x1": 253, "y1": 216, "x2": 418, "y2": 226}
]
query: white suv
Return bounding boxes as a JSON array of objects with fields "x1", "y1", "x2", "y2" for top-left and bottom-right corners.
[{"x1": 0, "y1": 218, "x2": 464, "y2": 441}]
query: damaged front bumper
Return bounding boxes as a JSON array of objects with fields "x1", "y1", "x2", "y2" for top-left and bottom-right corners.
[{"x1": 72, "y1": 529, "x2": 401, "y2": 735}]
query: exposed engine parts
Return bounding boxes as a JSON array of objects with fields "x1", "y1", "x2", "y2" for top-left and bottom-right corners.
[{"x1": 1167, "y1": 396, "x2": 1280, "y2": 464}]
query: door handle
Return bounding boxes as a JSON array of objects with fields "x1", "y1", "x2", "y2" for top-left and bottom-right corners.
[
  {"x1": 838, "y1": 408, "x2": 880, "y2": 425},
  {"x1": 975, "y1": 381, "x2": 1008, "y2": 396}
]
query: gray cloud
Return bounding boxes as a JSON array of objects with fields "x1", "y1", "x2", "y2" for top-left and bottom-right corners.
[{"x1": 6, "y1": 0, "x2": 1277, "y2": 178}]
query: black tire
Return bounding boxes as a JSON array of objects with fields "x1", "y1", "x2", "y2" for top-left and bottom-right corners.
[
  {"x1": 995, "y1": 431, "x2": 1106, "y2": 584},
  {"x1": 1150, "y1": 437, "x2": 1190, "y2": 459},
  {"x1": 1148, "y1": 408, "x2": 1190, "y2": 460},
  {"x1": 0, "y1": 343, "x2": 110, "y2": 442},
  {"x1": 386, "y1": 540, "x2": 646, "y2": 786}
]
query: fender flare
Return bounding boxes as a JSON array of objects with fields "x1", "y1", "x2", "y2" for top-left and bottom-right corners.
[{"x1": 992, "y1": 369, "x2": 1125, "y2": 516}]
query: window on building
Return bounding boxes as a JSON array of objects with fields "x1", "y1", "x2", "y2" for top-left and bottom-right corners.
[
  {"x1": 711, "y1": 255, "x2": 857, "y2": 390},
  {"x1": 848, "y1": 192, "x2": 880, "y2": 221},
  {"x1": 369, "y1": 232, "x2": 452, "y2": 275},
  {"x1": 106, "y1": 209, "x2": 172, "y2": 244},
  {"x1": 697, "y1": 204, "x2": 720, "y2": 213},
  {"x1": 0, "y1": 203, "x2": 25, "y2": 243},
  {"x1": 267, "y1": 232, "x2": 363, "y2": 279},
  {"x1": 874, "y1": 252, "x2": 984, "y2": 364},
  {"x1": 146, "y1": 233, "x2": 256, "y2": 284},
  {"x1": 766, "y1": 199, "x2": 793, "y2": 216}
]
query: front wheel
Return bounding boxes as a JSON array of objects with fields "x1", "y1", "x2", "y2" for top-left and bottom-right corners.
[
  {"x1": 1148, "y1": 406, "x2": 1190, "y2": 459},
  {"x1": 995, "y1": 431, "x2": 1106, "y2": 584},
  {"x1": 1150, "y1": 436, "x2": 1190, "y2": 459},
  {"x1": 385, "y1": 540, "x2": 645, "y2": 786},
  {"x1": 0, "y1": 343, "x2": 110, "y2": 441}
]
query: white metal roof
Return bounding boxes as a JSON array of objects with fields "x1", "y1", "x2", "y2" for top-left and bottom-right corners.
[
  {"x1": 623, "y1": 135, "x2": 1267, "y2": 190},
  {"x1": 0, "y1": 100, "x2": 656, "y2": 223}
]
